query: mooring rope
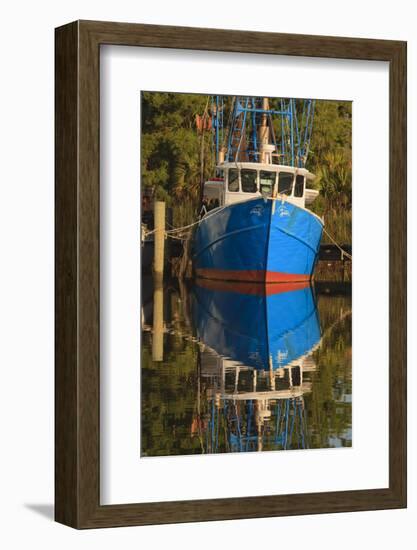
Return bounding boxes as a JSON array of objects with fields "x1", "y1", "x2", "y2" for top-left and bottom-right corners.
[
  {"x1": 142, "y1": 204, "x2": 228, "y2": 240},
  {"x1": 166, "y1": 233, "x2": 189, "y2": 241},
  {"x1": 322, "y1": 227, "x2": 352, "y2": 261}
]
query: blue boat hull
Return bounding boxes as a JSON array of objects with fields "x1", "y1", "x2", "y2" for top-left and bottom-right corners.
[{"x1": 193, "y1": 198, "x2": 323, "y2": 282}]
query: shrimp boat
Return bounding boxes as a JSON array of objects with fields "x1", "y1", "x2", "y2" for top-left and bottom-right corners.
[{"x1": 192, "y1": 96, "x2": 323, "y2": 283}]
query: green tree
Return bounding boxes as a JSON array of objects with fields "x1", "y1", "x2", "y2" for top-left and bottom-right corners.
[
  {"x1": 308, "y1": 101, "x2": 352, "y2": 243},
  {"x1": 141, "y1": 92, "x2": 214, "y2": 225}
]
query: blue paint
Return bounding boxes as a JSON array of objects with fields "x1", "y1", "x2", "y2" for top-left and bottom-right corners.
[
  {"x1": 192, "y1": 197, "x2": 323, "y2": 279},
  {"x1": 192, "y1": 281, "x2": 321, "y2": 371},
  {"x1": 267, "y1": 199, "x2": 323, "y2": 277}
]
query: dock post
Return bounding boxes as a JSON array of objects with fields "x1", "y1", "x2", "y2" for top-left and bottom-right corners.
[
  {"x1": 152, "y1": 201, "x2": 165, "y2": 361},
  {"x1": 153, "y1": 200, "x2": 166, "y2": 277}
]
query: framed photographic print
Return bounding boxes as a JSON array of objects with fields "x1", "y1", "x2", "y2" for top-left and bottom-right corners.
[{"x1": 55, "y1": 20, "x2": 406, "y2": 528}]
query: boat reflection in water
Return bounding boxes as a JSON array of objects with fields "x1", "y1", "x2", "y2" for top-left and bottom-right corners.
[{"x1": 191, "y1": 279, "x2": 322, "y2": 454}]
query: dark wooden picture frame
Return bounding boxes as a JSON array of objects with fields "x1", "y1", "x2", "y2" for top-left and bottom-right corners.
[{"x1": 55, "y1": 20, "x2": 407, "y2": 529}]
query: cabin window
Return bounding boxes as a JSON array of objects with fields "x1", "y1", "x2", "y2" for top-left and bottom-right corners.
[
  {"x1": 241, "y1": 169, "x2": 257, "y2": 193},
  {"x1": 294, "y1": 175, "x2": 304, "y2": 197},
  {"x1": 278, "y1": 172, "x2": 294, "y2": 195},
  {"x1": 228, "y1": 169, "x2": 239, "y2": 192},
  {"x1": 260, "y1": 171, "x2": 276, "y2": 197}
]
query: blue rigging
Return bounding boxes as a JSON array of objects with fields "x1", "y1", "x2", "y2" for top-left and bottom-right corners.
[{"x1": 210, "y1": 95, "x2": 315, "y2": 168}]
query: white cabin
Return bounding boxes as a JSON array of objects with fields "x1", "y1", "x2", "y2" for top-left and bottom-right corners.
[{"x1": 202, "y1": 162, "x2": 319, "y2": 212}]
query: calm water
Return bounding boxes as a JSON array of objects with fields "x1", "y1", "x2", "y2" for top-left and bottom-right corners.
[{"x1": 141, "y1": 276, "x2": 352, "y2": 457}]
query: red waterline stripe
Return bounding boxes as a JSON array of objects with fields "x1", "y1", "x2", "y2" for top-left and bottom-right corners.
[
  {"x1": 196, "y1": 277, "x2": 310, "y2": 296},
  {"x1": 195, "y1": 268, "x2": 311, "y2": 284}
]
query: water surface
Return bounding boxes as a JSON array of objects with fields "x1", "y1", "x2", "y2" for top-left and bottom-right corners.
[{"x1": 141, "y1": 276, "x2": 352, "y2": 457}]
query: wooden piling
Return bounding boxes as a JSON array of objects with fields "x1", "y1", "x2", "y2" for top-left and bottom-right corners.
[{"x1": 153, "y1": 200, "x2": 165, "y2": 276}]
